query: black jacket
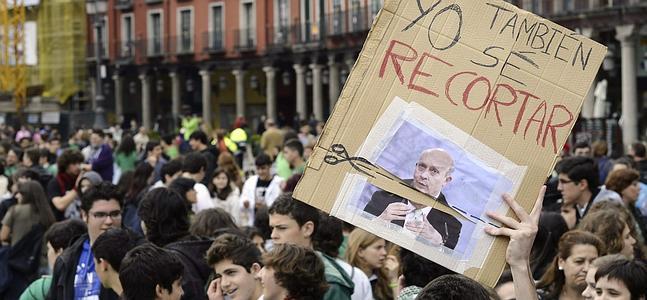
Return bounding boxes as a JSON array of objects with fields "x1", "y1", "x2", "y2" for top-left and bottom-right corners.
[
  {"x1": 364, "y1": 188, "x2": 462, "y2": 250},
  {"x1": 47, "y1": 234, "x2": 120, "y2": 300},
  {"x1": 165, "y1": 237, "x2": 214, "y2": 300}
]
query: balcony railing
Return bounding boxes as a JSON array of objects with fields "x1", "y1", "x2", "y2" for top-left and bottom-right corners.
[
  {"x1": 266, "y1": 25, "x2": 292, "y2": 51},
  {"x1": 144, "y1": 37, "x2": 165, "y2": 57},
  {"x1": 87, "y1": 42, "x2": 108, "y2": 60},
  {"x1": 117, "y1": 40, "x2": 136, "y2": 59},
  {"x1": 202, "y1": 31, "x2": 225, "y2": 54},
  {"x1": 234, "y1": 28, "x2": 256, "y2": 52},
  {"x1": 169, "y1": 35, "x2": 194, "y2": 55}
]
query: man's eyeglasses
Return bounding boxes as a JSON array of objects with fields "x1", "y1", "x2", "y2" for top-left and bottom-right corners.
[
  {"x1": 558, "y1": 178, "x2": 575, "y2": 185},
  {"x1": 90, "y1": 210, "x2": 122, "y2": 220}
]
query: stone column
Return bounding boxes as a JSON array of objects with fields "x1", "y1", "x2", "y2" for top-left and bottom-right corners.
[
  {"x1": 200, "y1": 70, "x2": 212, "y2": 128},
  {"x1": 89, "y1": 80, "x2": 97, "y2": 110},
  {"x1": 328, "y1": 56, "x2": 340, "y2": 113},
  {"x1": 310, "y1": 63, "x2": 324, "y2": 121},
  {"x1": 293, "y1": 64, "x2": 307, "y2": 121},
  {"x1": 579, "y1": 28, "x2": 595, "y2": 119},
  {"x1": 232, "y1": 68, "x2": 246, "y2": 117},
  {"x1": 139, "y1": 73, "x2": 152, "y2": 130},
  {"x1": 112, "y1": 74, "x2": 123, "y2": 122},
  {"x1": 615, "y1": 24, "x2": 638, "y2": 146},
  {"x1": 263, "y1": 66, "x2": 277, "y2": 120},
  {"x1": 169, "y1": 71, "x2": 181, "y2": 125}
]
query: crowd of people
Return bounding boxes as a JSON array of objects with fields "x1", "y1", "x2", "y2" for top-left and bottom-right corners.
[{"x1": 0, "y1": 117, "x2": 646, "y2": 300}]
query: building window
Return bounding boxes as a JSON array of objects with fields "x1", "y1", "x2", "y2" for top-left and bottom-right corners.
[
  {"x1": 239, "y1": 0, "x2": 255, "y2": 49},
  {"x1": 177, "y1": 8, "x2": 193, "y2": 53},
  {"x1": 370, "y1": 0, "x2": 382, "y2": 20},
  {"x1": 92, "y1": 16, "x2": 109, "y2": 58},
  {"x1": 274, "y1": 0, "x2": 289, "y2": 43},
  {"x1": 120, "y1": 14, "x2": 134, "y2": 57},
  {"x1": 350, "y1": 0, "x2": 362, "y2": 32},
  {"x1": 332, "y1": 0, "x2": 344, "y2": 35},
  {"x1": 209, "y1": 4, "x2": 224, "y2": 50},
  {"x1": 147, "y1": 10, "x2": 163, "y2": 56}
]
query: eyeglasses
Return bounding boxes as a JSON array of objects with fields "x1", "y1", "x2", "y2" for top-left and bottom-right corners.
[
  {"x1": 90, "y1": 210, "x2": 122, "y2": 220},
  {"x1": 558, "y1": 178, "x2": 574, "y2": 185}
]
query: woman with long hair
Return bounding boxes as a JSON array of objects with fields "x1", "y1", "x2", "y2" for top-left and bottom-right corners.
[
  {"x1": 114, "y1": 135, "x2": 138, "y2": 173},
  {"x1": 346, "y1": 228, "x2": 399, "y2": 300},
  {"x1": 536, "y1": 230, "x2": 605, "y2": 300},
  {"x1": 579, "y1": 209, "x2": 638, "y2": 259},
  {"x1": 605, "y1": 169, "x2": 647, "y2": 235},
  {"x1": 217, "y1": 152, "x2": 243, "y2": 189},
  {"x1": 208, "y1": 168, "x2": 241, "y2": 225},
  {"x1": 121, "y1": 163, "x2": 154, "y2": 235},
  {"x1": 1, "y1": 180, "x2": 55, "y2": 246}
]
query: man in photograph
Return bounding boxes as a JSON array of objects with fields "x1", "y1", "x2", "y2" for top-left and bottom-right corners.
[{"x1": 363, "y1": 148, "x2": 462, "y2": 249}]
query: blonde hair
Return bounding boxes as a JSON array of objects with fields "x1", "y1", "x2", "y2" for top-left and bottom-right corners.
[{"x1": 346, "y1": 228, "x2": 393, "y2": 300}]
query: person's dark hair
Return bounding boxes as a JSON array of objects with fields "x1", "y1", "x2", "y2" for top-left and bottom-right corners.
[
  {"x1": 24, "y1": 148, "x2": 40, "y2": 165},
  {"x1": 613, "y1": 157, "x2": 637, "y2": 169},
  {"x1": 243, "y1": 226, "x2": 265, "y2": 245},
  {"x1": 14, "y1": 168, "x2": 40, "y2": 182},
  {"x1": 313, "y1": 213, "x2": 343, "y2": 257},
  {"x1": 182, "y1": 152, "x2": 207, "y2": 174},
  {"x1": 263, "y1": 243, "x2": 328, "y2": 299},
  {"x1": 255, "y1": 153, "x2": 272, "y2": 167},
  {"x1": 168, "y1": 177, "x2": 196, "y2": 207},
  {"x1": 161, "y1": 159, "x2": 183, "y2": 183},
  {"x1": 145, "y1": 141, "x2": 160, "y2": 154},
  {"x1": 283, "y1": 130, "x2": 298, "y2": 143},
  {"x1": 284, "y1": 139, "x2": 304, "y2": 158},
  {"x1": 92, "y1": 129, "x2": 105, "y2": 139},
  {"x1": 555, "y1": 156, "x2": 599, "y2": 193},
  {"x1": 574, "y1": 141, "x2": 590, "y2": 151},
  {"x1": 44, "y1": 219, "x2": 87, "y2": 252},
  {"x1": 189, "y1": 130, "x2": 208, "y2": 145},
  {"x1": 38, "y1": 148, "x2": 49, "y2": 160},
  {"x1": 206, "y1": 233, "x2": 262, "y2": 270},
  {"x1": 531, "y1": 212, "x2": 569, "y2": 280},
  {"x1": 537, "y1": 230, "x2": 605, "y2": 298},
  {"x1": 137, "y1": 187, "x2": 190, "y2": 247},
  {"x1": 117, "y1": 135, "x2": 136, "y2": 155},
  {"x1": 282, "y1": 173, "x2": 302, "y2": 193},
  {"x1": 594, "y1": 259, "x2": 647, "y2": 300},
  {"x1": 190, "y1": 208, "x2": 239, "y2": 238},
  {"x1": 56, "y1": 149, "x2": 84, "y2": 174},
  {"x1": 162, "y1": 134, "x2": 175, "y2": 146},
  {"x1": 253, "y1": 206, "x2": 271, "y2": 240},
  {"x1": 209, "y1": 168, "x2": 233, "y2": 200},
  {"x1": 631, "y1": 142, "x2": 646, "y2": 159},
  {"x1": 120, "y1": 243, "x2": 184, "y2": 300},
  {"x1": 125, "y1": 163, "x2": 154, "y2": 203},
  {"x1": 268, "y1": 193, "x2": 319, "y2": 237},
  {"x1": 81, "y1": 182, "x2": 123, "y2": 213},
  {"x1": 416, "y1": 274, "x2": 490, "y2": 300},
  {"x1": 17, "y1": 180, "x2": 56, "y2": 228},
  {"x1": 116, "y1": 171, "x2": 134, "y2": 198},
  {"x1": 92, "y1": 228, "x2": 138, "y2": 271},
  {"x1": 400, "y1": 248, "x2": 453, "y2": 289}
]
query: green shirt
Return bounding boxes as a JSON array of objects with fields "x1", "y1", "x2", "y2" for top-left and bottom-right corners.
[
  {"x1": 164, "y1": 146, "x2": 179, "y2": 160},
  {"x1": 115, "y1": 152, "x2": 139, "y2": 173},
  {"x1": 275, "y1": 152, "x2": 292, "y2": 180},
  {"x1": 19, "y1": 276, "x2": 51, "y2": 300}
]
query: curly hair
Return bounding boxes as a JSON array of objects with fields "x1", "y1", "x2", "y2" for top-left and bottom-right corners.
[
  {"x1": 578, "y1": 210, "x2": 629, "y2": 255},
  {"x1": 537, "y1": 230, "x2": 605, "y2": 299},
  {"x1": 56, "y1": 149, "x2": 84, "y2": 174},
  {"x1": 206, "y1": 233, "x2": 262, "y2": 270},
  {"x1": 263, "y1": 243, "x2": 328, "y2": 300},
  {"x1": 137, "y1": 187, "x2": 190, "y2": 247}
]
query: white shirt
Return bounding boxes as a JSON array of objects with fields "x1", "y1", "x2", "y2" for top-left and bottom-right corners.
[
  {"x1": 335, "y1": 258, "x2": 373, "y2": 300},
  {"x1": 192, "y1": 182, "x2": 214, "y2": 213}
]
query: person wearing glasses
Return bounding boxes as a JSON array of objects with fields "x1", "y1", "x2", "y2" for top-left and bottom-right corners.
[
  {"x1": 48, "y1": 182, "x2": 123, "y2": 300},
  {"x1": 555, "y1": 156, "x2": 600, "y2": 225},
  {"x1": 363, "y1": 148, "x2": 462, "y2": 249}
]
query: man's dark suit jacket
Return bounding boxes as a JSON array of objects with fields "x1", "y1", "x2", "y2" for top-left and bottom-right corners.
[{"x1": 364, "y1": 187, "x2": 462, "y2": 250}]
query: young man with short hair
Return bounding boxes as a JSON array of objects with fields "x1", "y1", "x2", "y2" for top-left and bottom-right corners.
[
  {"x1": 629, "y1": 142, "x2": 647, "y2": 184},
  {"x1": 189, "y1": 130, "x2": 219, "y2": 185},
  {"x1": 119, "y1": 243, "x2": 185, "y2": 300},
  {"x1": 555, "y1": 157, "x2": 600, "y2": 223},
  {"x1": 46, "y1": 149, "x2": 85, "y2": 221},
  {"x1": 282, "y1": 139, "x2": 305, "y2": 175},
  {"x1": 240, "y1": 154, "x2": 284, "y2": 226},
  {"x1": 92, "y1": 228, "x2": 139, "y2": 297},
  {"x1": 48, "y1": 182, "x2": 123, "y2": 300},
  {"x1": 152, "y1": 158, "x2": 182, "y2": 189},
  {"x1": 573, "y1": 141, "x2": 591, "y2": 157},
  {"x1": 268, "y1": 193, "x2": 354, "y2": 300},
  {"x1": 205, "y1": 233, "x2": 263, "y2": 300}
]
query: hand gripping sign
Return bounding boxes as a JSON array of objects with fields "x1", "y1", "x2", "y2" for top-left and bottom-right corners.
[{"x1": 294, "y1": 0, "x2": 605, "y2": 286}]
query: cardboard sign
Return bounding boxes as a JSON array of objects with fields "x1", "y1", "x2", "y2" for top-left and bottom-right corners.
[{"x1": 294, "y1": 0, "x2": 606, "y2": 286}]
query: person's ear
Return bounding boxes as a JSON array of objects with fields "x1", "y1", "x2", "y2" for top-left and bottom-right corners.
[
  {"x1": 578, "y1": 179, "x2": 589, "y2": 191},
  {"x1": 250, "y1": 263, "x2": 262, "y2": 277},
  {"x1": 445, "y1": 175, "x2": 452, "y2": 184},
  {"x1": 301, "y1": 221, "x2": 314, "y2": 239},
  {"x1": 155, "y1": 284, "x2": 169, "y2": 298},
  {"x1": 81, "y1": 210, "x2": 88, "y2": 223},
  {"x1": 557, "y1": 258, "x2": 565, "y2": 271}
]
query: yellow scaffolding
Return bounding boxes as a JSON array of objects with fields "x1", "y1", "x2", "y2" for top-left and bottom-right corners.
[{"x1": 0, "y1": 0, "x2": 26, "y2": 111}]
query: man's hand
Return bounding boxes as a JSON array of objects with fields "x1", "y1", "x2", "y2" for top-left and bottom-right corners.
[
  {"x1": 384, "y1": 254, "x2": 400, "y2": 282},
  {"x1": 378, "y1": 203, "x2": 412, "y2": 222},
  {"x1": 207, "y1": 277, "x2": 224, "y2": 300},
  {"x1": 484, "y1": 186, "x2": 544, "y2": 266},
  {"x1": 405, "y1": 220, "x2": 443, "y2": 246}
]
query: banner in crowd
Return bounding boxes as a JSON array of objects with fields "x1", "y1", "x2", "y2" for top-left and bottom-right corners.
[{"x1": 294, "y1": 0, "x2": 606, "y2": 286}]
